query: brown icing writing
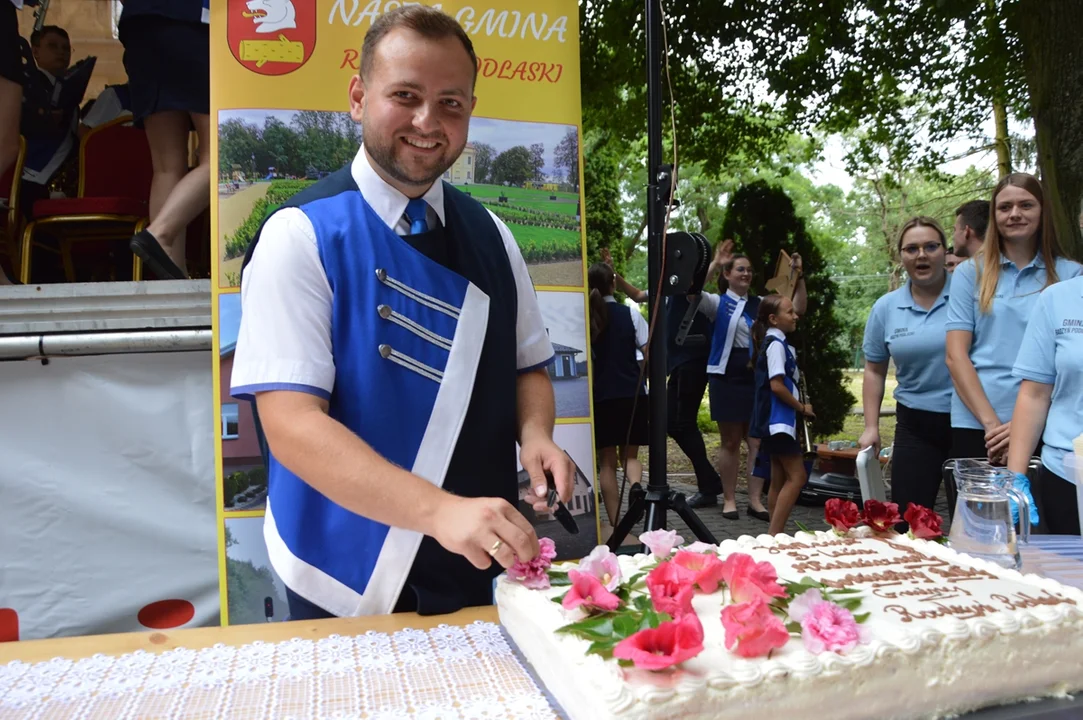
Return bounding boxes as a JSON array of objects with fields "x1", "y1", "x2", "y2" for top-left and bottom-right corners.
[
  {"x1": 874, "y1": 585, "x2": 973, "y2": 602},
  {"x1": 768, "y1": 538, "x2": 859, "y2": 555},
  {"x1": 814, "y1": 547, "x2": 880, "y2": 560},
  {"x1": 927, "y1": 565, "x2": 1000, "y2": 583},
  {"x1": 820, "y1": 569, "x2": 936, "y2": 589},
  {"x1": 884, "y1": 601, "x2": 1000, "y2": 623},
  {"x1": 792, "y1": 554, "x2": 944, "y2": 575},
  {"x1": 990, "y1": 590, "x2": 1077, "y2": 611}
]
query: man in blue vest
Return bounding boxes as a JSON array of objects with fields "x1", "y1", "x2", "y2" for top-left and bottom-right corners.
[{"x1": 230, "y1": 5, "x2": 574, "y2": 619}]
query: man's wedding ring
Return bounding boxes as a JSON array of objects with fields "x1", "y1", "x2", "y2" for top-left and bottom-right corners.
[{"x1": 488, "y1": 540, "x2": 503, "y2": 556}]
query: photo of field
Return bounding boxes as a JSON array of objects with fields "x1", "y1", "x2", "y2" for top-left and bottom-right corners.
[{"x1": 216, "y1": 110, "x2": 585, "y2": 289}]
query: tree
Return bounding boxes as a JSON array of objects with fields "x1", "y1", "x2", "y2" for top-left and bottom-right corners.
[
  {"x1": 218, "y1": 118, "x2": 260, "y2": 176},
  {"x1": 473, "y1": 142, "x2": 495, "y2": 184},
  {"x1": 720, "y1": 181, "x2": 853, "y2": 437},
  {"x1": 583, "y1": 131, "x2": 624, "y2": 270},
  {"x1": 554, "y1": 128, "x2": 580, "y2": 187},
  {"x1": 490, "y1": 146, "x2": 534, "y2": 185},
  {"x1": 529, "y1": 143, "x2": 546, "y2": 182},
  {"x1": 579, "y1": 0, "x2": 1083, "y2": 256}
]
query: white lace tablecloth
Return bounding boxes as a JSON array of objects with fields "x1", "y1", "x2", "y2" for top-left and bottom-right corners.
[{"x1": 0, "y1": 621, "x2": 560, "y2": 720}]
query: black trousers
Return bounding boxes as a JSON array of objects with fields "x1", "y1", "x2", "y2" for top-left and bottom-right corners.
[
  {"x1": 891, "y1": 404, "x2": 953, "y2": 514},
  {"x1": 1038, "y1": 466, "x2": 1081, "y2": 535},
  {"x1": 667, "y1": 360, "x2": 722, "y2": 495}
]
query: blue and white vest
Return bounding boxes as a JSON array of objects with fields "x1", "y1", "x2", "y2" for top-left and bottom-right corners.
[
  {"x1": 707, "y1": 293, "x2": 761, "y2": 375},
  {"x1": 750, "y1": 332, "x2": 800, "y2": 440},
  {"x1": 240, "y1": 168, "x2": 521, "y2": 617}
]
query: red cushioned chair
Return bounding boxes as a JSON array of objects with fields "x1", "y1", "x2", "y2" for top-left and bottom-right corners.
[
  {"x1": 0, "y1": 135, "x2": 26, "y2": 278},
  {"x1": 20, "y1": 116, "x2": 151, "y2": 283}
]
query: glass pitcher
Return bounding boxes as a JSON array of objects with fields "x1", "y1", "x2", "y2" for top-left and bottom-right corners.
[{"x1": 947, "y1": 459, "x2": 1031, "y2": 569}]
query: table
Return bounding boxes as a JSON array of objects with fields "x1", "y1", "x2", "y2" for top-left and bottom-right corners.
[{"x1": 0, "y1": 606, "x2": 496, "y2": 665}]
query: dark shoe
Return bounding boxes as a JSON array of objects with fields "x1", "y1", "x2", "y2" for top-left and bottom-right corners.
[
  {"x1": 722, "y1": 509, "x2": 739, "y2": 520},
  {"x1": 687, "y1": 492, "x2": 718, "y2": 509},
  {"x1": 748, "y1": 507, "x2": 771, "y2": 522},
  {"x1": 130, "y1": 230, "x2": 188, "y2": 280}
]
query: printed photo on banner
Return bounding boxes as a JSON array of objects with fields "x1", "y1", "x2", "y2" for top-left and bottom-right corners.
[
  {"x1": 219, "y1": 292, "x2": 267, "y2": 511},
  {"x1": 224, "y1": 516, "x2": 290, "y2": 625},
  {"x1": 216, "y1": 109, "x2": 582, "y2": 289},
  {"x1": 517, "y1": 422, "x2": 599, "y2": 559},
  {"x1": 537, "y1": 290, "x2": 589, "y2": 419}
]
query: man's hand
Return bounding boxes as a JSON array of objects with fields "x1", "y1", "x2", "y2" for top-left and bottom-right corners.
[
  {"x1": 791, "y1": 252, "x2": 803, "y2": 274},
  {"x1": 430, "y1": 495, "x2": 540, "y2": 570},
  {"x1": 520, "y1": 436, "x2": 576, "y2": 513},
  {"x1": 601, "y1": 247, "x2": 613, "y2": 267}
]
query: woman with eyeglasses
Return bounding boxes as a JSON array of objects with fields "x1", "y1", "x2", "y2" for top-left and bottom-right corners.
[
  {"x1": 945, "y1": 174, "x2": 1081, "y2": 465},
  {"x1": 697, "y1": 242, "x2": 806, "y2": 520},
  {"x1": 860, "y1": 217, "x2": 954, "y2": 516}
]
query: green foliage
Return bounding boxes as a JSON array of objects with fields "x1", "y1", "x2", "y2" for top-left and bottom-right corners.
[
  {"x1": 472, "y1": 142, "x2": 495, "y2": 184},
  {"x1": 223, "y1": 180, "x2": 312, "y2": 261},
  {"x1": 222, "y1": 467, "x2": 267, "y2": 508},
  {"x1": 217, "y1": 111, "x2": 359, "y2": 180},
  {"x1": 483, "y1": 203, "x2": 579, "y2": 231},
  {"x1": 554, "y1": 128, "x2": 580, "y2": 188},
  {"x1": 457, "y1": 183, "x2": 578, "y2": 201},
  {"x1": 507, "y1": 223, "x2": 582, "y2": 263},
  {"x1": 491, "y1": 146, "x2": 536, "y2": 186},
  {"x1": 226, "y1": 553, "x2": 282, "y2": 625},
  {"x1": 720, "y1": 181, "x2": 853, "y2": 437},
  {"x1": 583, "y1": 131, "x2": 625, "y2": 271}
]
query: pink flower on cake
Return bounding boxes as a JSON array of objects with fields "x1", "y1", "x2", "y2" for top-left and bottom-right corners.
[
  {"x1": 903, "y1": 503, "x2": 943, "y2": 540},
  {"x1": 577, "y1": 545, "x2": 622, "y2": 592},
  {"x1": 862, "y1": 499, "x2": 902, "y2": 533},
  {"x1": 561, "y1": 570, "x2": 621, "y2": 613},
  {"x1": 720, "y1": 598, "x2": 790, "y2": 658},
  {"x1": 684, "y1": 541, "x2": 718, "y2": 553},
  {"x1": 824, "y1": 498, "x2": 862, "y2": 533},
  {"x1": 639, "y1": 529, "x2": 684, "y2": 558},
  {"x1": 790, "y1": 589, "x2": 865, "y2": 654},
  {"x1": 721, "y1": 553, "x2": 786, "y2": 604},
  {"x1": 671, "y1": 550, "x2": 726, "y2": 594},
  {"x1": 507, "y1": 537, "x2": 557, "y2": 589},
  {"x1": 612, "y1": 612, "x2": 705, "y2": 671},
  {"x1": 646, "y1": 561, "x2": 696, "y2": 618}
]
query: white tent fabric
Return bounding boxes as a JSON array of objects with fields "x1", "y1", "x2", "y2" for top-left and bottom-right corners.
[{"x1": 0, "y1": 351, "x2": 219, "y2": 640}]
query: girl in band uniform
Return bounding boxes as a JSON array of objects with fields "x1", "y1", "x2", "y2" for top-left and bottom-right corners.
[{"x1": 749, "y1": 295, "x2": 813, "y2": 535}]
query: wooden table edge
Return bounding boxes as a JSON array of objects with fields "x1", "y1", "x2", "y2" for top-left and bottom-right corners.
[{"x1": 0, "y1": 606, "x2": 499, "y2": 664}]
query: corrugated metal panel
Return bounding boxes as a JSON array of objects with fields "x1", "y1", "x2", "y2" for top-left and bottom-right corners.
[{"x1": 0, "y1": 280, "x2": 212, "y2": 336}]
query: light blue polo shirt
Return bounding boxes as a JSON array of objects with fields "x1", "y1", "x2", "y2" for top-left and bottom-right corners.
[
  {"x1": 946, "y1": 254, "x2": 1082, "y2": 429},
  {"x1": 1012, "y1": 275, "x2": 1083, "y2": 481},
  {"x1": 862, "y1": 275, "x2": 953, "y2": 413}
]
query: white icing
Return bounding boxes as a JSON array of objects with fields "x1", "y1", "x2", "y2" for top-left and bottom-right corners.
[{"x1": 497, "y1": 531, "x2": 1083, "y2": 720}]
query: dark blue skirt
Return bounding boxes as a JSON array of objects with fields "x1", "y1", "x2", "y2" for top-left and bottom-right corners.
[{"x1": 708, "y1": 347, "x2": 755, "y2": 424}]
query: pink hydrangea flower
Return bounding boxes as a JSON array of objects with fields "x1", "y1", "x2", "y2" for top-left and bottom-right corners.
[
  {"x1": 577, "y1": 545, "x2": 622, "y2": 591},
  {"x1": 639, "y1": 529, "x2": 684, "y2": 558},
  {"x1": 508, "y1": 537, "x2": 557, "y2": 590}
]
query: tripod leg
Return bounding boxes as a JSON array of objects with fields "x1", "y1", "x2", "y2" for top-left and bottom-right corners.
[
  {"x1": 670, "y1": 492, "x2": 719, "y2": 544},
  {"x1": 607, "y1": 491, "x2": 647, "y2": 551}
]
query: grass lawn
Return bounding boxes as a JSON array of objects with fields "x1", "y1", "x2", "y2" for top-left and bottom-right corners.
[
  {"x1": 508, "y1": 198, "x2": 579, "y2": 215},
  {"x1": 843, "y1": 369, "x2": 897, "y2": 410},
  {"x1": 506, "y1": 222, "x2": 582, "y2": 252},
  {"x1": 456, "y1": 183, "x2": 579, "y2": 201}
]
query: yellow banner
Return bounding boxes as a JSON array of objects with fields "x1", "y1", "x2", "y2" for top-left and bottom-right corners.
[{"x1": 209, "y1": 0, "x2": 599, "y2": 626}]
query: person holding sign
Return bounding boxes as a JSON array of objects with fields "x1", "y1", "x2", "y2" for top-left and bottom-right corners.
[
  {"x1": 860, "y1": 217, "x2": 953, "y2": 516},
  {"x1": 1006, "y1": 275, "x2": 1083, "y2": 535},
  {"x1": 231, "y1": 6, "x2": 574, "y2": 620},
  {"x1": 696, "y1": 242, "x2": 806, "y2": 520}
]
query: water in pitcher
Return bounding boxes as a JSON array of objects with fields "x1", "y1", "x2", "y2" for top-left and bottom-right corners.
[{"x1": 948, "y1": 496, "x2": 1019, "y2": 569}]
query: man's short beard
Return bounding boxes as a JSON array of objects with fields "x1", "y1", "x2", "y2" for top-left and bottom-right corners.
[{"x1": 362, "y1": 115, "x2": 461, "y2": 188}]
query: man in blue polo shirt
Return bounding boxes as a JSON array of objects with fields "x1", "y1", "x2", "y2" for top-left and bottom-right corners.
[
  {"x1": 1008, "y1": 275, "x2": 1083, "y2": 535},
  {"x1": 231, "y1": 6, "x2": 574, "y2": 619}
]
